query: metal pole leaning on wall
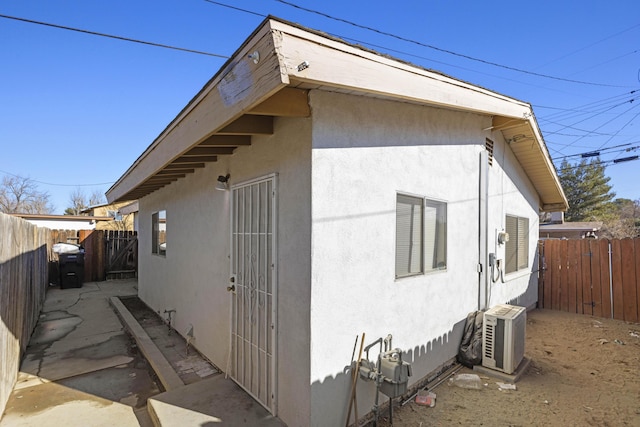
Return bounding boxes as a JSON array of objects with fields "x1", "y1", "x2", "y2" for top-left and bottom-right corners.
[{"x1": 608, "y1": 241, "x2": 613, "y2": 319}]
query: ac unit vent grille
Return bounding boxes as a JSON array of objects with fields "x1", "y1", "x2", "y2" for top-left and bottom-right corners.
[
  {"x1": 484, "y1": 323, "x2": 494, "y2": 359},
  {"x1": 482, "y1": 304, "x2": 526, "y2": 374}
]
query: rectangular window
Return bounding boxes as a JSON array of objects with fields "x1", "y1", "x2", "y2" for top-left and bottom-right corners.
[
  {"x1": 152, "y1": 210, "x2": 166, "y2": 256},
  {"x1": 505, "y1": 215, "x2": 529, "y2": 274},
  {"x1": 107, "y1": 210, "x2": 123, "y2": 221},
  {"x1": 396, "y1": 194, "x2": 447, "y2": 278}
]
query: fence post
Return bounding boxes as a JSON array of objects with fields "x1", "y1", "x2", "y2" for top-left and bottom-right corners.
[{"x1": 538, "y1": 241, "x2": 544, "y2": 308}]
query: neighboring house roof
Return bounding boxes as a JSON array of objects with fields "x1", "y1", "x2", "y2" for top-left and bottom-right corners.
[
  {"x1": 118, "y1": 201, "x2": 139, "y2": 215},
  {"x1": 106, "y1": 16, "x2": 568, "y2": 212},
  {"x1": 11, "y1": 213, "x2": 114, "y2": 222},
  {"x1": 539, "y1": 221, "x2": 603, "y2": 233},
  {"x1": 80, "y1": 201, "x2": 132, "y2": 215},
  {"x1": 10, "y1": 213, "x2": 114, "y2": 230}
]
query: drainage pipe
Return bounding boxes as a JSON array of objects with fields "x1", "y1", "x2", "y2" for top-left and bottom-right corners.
[{"x1": 478, "y1": 151, "x2": 489, "y2": 311}]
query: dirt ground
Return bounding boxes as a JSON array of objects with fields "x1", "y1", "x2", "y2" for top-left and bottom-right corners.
[{"x1": 376, "y1": 309, "x2": 640, "y2": 427}]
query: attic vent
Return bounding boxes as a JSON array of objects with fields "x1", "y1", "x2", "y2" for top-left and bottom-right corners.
[{"x1": 485, "y1": 138, "x2": 494, "y2": 166}]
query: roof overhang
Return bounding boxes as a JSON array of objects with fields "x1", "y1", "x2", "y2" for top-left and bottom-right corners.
[
  {"x1": 106, "y1": 16, "x2": 568, "y2": 211},
  {"x1": 489, "y1": 116, "x2": 568, "y2": 211}
]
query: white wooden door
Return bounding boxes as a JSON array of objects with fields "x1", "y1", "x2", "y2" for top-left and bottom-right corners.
[{"x1": 230, "y1": 175, "x2": 277, "y2": 413}]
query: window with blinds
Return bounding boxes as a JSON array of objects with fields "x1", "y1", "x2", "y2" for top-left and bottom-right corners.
[
  {"x1": 505, "y1": 215, "x2": 529, "y2": 274},
  {"x1": 396, "y1": 194, "x2": 447, "y2": 278}
]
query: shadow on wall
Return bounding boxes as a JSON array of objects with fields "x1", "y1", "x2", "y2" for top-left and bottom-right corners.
[
  {"x1": 309, "y1": 270, "x2": 541, "y2": 426},
  {"x1": 310, "y1": 318, "x2": 466, "y2": 426},
  {"x1": 506, "y1": 250, "x2": 540, "y2": 310}
]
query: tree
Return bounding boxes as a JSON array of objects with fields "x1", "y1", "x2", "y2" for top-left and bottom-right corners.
[
  {"x1": 558, "y1": 158, "x2": 616, "y2": 222},
  {"x1": 65, "y1": 188, "x2": 88, "y2": 215},
  {"x1": 600, "y1": 198, "x2": 640, "y2": 238},
  {"x1": 89, "y1": 189, "x2": 106, "y2": 206},
  {"x1": 0, "y1": 175, "x2": 54, "y2": 214},
  {"x1": 64, "y1": 188, "x2": 107, "y2": 215}
]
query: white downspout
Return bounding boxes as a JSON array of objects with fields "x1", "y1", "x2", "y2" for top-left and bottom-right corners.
[{"x1": 478, "y1": 151, "x2": 489, "y2": 311}]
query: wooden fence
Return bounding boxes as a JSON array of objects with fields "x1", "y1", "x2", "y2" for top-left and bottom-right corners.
[
  {"x1": 0, "y1": 213, "x2": 50, "y2": 416},
  {"x1": 538, "y1": 238, "x2": 640, "y2": 323},
  {"x1": 49, "y1": 229, "x2": 137, "y2": 282}
]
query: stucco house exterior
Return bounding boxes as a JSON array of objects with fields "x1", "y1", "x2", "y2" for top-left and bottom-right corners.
[
  {"x1": 540, "y1": 211, "x2": 601, "y2": 239},
  {"x1": 106, "y1": 17, "x2": 568, "y2": 427},
  {"x1": 117, "y1": 200, "x2": 139, "y2": 232},
  {"x1": 80, "y1": 201, "x2": 136, "y2": 231}
]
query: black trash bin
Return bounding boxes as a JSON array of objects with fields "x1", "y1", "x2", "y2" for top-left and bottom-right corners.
[{"x1": 59, "y1": 252, "x2": 85, "y2": 289}]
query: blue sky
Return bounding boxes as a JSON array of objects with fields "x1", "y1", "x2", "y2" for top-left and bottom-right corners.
[{"x1": 1, "y1": 0, "x2": 639, "y2": 213}]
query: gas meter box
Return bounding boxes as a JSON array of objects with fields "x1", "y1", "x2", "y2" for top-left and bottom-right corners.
[{"x1": 380, "y1": 352, "x2": 412, "y2": 398}]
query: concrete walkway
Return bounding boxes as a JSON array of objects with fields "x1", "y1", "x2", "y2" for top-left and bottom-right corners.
[
  {"x1": 0, "y1": 280, "x2": 156, "y2": 427},
  {"x1": 0, "y1": 279, "x2": 285, "y2": 427}
]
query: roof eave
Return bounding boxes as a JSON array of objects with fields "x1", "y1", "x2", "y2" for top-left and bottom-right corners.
[{"x1": 106, "y1": 18, "x2": 289, "y2": 203}]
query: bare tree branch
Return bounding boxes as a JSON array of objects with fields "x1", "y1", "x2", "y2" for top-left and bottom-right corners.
[{"x1": 0, "y1": 175, "x2": 54, "y2": 214}]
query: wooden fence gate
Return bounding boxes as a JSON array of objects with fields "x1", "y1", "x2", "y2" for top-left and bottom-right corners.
[
  {"x1": 538, "y1": 238, "x2": 640, "y2": 323},
  {"x1": 103, "y1": 230, "x2": 138, "y2": 280}
]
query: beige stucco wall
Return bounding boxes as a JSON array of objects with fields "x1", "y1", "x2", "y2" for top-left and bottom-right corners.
[
  {"x1": 137, "y1": 115, "x2": 312, "y2": 427},
  {"x1": 308, "y1": 90, "x2": 540, "y2": 426},
  {"x1": 90, "y1": 202, "x2": 135, "y2": 231}
]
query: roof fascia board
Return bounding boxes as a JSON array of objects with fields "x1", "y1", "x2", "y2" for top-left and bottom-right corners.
[
  {"x1": 107, "y1": 19, "x2": 287, "y2": 202},
  {"x1": 526, "y1": 116, "x2": 568, "y2": 211},
  {"x1": 271, "y1": 20, "x2": 529, "y2": 118}
]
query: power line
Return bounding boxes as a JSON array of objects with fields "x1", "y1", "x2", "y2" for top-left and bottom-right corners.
[
  {"x1": 558, "y1": 156, "x2": 639, "y2": 170},
  {"x1": 552, "y1": 143, "x2": 639, "y2": 161},
  {"x1": 273, "y1": 0, "x2": 629, "y2": 88},
  {"x1": 0, "y1": 169, "x2": 115, "y2": 187},
  {"x1": 566, "y1": 50, "x2": 639, "y2": 77},
  {"x1": 542, "y1": 98, "x2": 639, "y2": 142},
  {"x1": 204, "y1": 0, "x2": 626, "y2": 95},
  {"x1": 536, "y1": 90, "x2": 638, "y2": 122},
  {"x1": 337, "y1": 34, "x2": 588, "y2": 98},
  {"x1": 0, "y1": 13, "x2": 230, "y2": 58},
  {"x1": 203, "y1": 0, "x2": 266, "y2": 18},
  {"x1": 539, "y1": 120, "x2": 619, "y2": 137},
  {"x1": 5, "y1": 6, "x2": 638, "y2": 170},
  {"x1": 597, "y1": 107, "x2": 640, "y2": 150},
  {"x1": 535, "y1": 24, "x2": 640, "y2": 70}
]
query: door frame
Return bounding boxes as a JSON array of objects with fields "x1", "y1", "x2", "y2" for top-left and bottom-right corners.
[{"x1": 228, "y1": 173, "x2": 278, "y2": 414}]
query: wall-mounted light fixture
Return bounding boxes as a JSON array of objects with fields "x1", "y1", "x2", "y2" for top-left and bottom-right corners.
[
  {"x1": 247, "y1": 51, "x2": 260, "y2": 64},
  {"x1": 216, "y1": 174, "x2": 230, "y2": 191}
]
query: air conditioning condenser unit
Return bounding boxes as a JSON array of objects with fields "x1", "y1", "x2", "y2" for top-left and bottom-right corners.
[{"x1": 482, "y1": 304, "x2": 526, "y2": 374}]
